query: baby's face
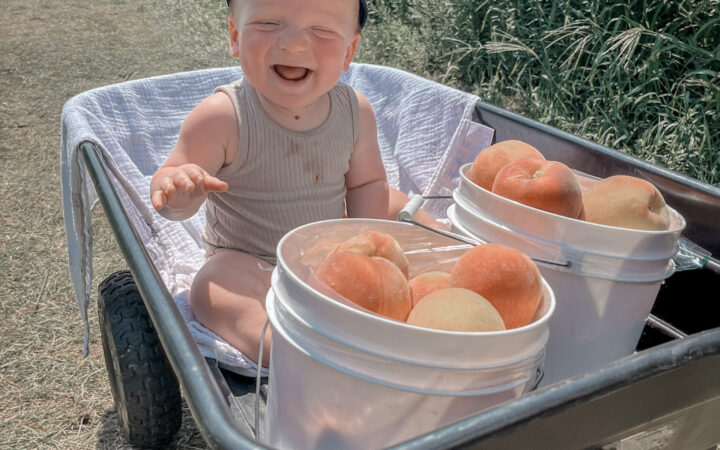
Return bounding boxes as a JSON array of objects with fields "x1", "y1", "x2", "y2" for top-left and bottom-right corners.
[{"x1": 229, "y1": 0, "x2": 360, "y2": 112}]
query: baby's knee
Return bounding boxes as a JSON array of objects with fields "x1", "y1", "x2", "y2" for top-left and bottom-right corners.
[
  {"x1": 190, "y1": 254, "x2": 272, "y2": 308},
  {"x1": 189, "y1": 262, "x2": 220, "y2": 310},
  {"x1": 190, "y1": 258, "x2": 208, "y2": 284}
]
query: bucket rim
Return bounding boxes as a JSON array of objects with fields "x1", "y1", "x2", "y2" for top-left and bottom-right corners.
[
  {"x1": 451, "y1": 193, "x2": 681, "y2": 266},
  {"x1": 458, "y1": 163, "x2": 687, "y2": 236},
  {"x1": 453, "y1": 190, "x2": 683, "y2": 263},
  {"x1": 447, "y1": 203, "x2": 677, "y2": 283},
  {"x1": 276, "y1": 218, "x2": 557, "y2": 338}
]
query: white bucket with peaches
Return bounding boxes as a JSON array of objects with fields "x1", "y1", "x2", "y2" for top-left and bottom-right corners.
[
  {"x1": 448, "y1": 140, "x2": 686, "y2": 386},
  {"x1": 265, "y1": 219, "x2": 556, "y2": 450}
]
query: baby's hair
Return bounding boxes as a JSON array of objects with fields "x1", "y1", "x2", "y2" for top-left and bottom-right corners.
[{"x1": 226, "y1": 0, "x2": 368, "y2": 30}]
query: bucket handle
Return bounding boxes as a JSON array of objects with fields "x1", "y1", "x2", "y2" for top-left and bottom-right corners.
[
  {"x1": 398, "y1": 194, "x2": 571, "y2": 269},
  {"x1": 254, "y1": 318, "x2": 270, "y2": 441}
]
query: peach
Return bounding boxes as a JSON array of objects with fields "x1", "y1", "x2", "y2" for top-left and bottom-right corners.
[
  {"x1": 408, "y1": 270, "x2": 451, "y2": 306},
  {"x1": 468, "y1": 140, "x2": 546, "y2": 191},
  {"x1": 582, "y1": 175, "x2": 670, "y2": 231},
  {"x1": 330, "y1": 230, "x2": 410, "y2": 279},
  {"x1": 407, "y1": 288, "x2": 506, "y2": 332},
  {"x1": 450, "y1": 243, "x2": 542, "y2": 329},
  {"x1": 315, "y1": 251, "x2": 412, "y2": 321},
  {"x1": 491, "y1": 158, "x2": 584, "y2": 219}
]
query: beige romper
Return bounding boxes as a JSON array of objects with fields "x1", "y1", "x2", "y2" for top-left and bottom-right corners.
[{"x1": 202, "y1": 78, "x2": 360, "y2": 264}]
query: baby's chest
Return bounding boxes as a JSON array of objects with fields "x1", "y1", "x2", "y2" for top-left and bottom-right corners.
[{"x1": 242, "y1": 138, "x2": 352, "y2": 188}]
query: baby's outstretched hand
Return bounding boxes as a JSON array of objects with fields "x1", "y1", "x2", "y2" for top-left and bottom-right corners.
[{"x1": 151, "y1": 163, "x2": 228, "y2": 212}]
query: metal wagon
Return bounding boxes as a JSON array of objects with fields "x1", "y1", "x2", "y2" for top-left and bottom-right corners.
[{"x1": 61, "y1": 64, "x2": 720, "y2": 449}]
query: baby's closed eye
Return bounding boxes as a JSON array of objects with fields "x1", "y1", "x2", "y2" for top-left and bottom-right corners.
[
  {"x1": 310, "y1": 26, "x2": 338, "y2": 38},
  {"x1": 251, "y1": 20, "x2": 281, "y2": 30}
]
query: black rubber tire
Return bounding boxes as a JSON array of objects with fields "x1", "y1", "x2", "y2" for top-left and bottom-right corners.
[{"x1": 98, "y1": 270, "x2": 182, "y2": 448}]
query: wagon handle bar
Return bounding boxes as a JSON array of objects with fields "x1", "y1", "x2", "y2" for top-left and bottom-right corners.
[{"x1": 396, "y1": 194, "x2": 571, "y2": 268}]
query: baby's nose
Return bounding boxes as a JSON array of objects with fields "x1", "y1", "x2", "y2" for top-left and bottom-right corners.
[{"x1": 277, "y1": 26, "x2": 310, "y2": 52}]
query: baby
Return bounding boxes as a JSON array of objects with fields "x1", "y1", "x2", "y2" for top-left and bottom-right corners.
[
  {"x1": 151, "y1": 0, "x2": 444, "y2": 368},
  {"x1": 150, "y1": 0, "x2": 391, "y2": 367}
]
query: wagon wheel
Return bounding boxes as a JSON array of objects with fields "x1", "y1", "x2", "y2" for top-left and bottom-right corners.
[{"x1": 98, "y1": 270, "x2": 182, "y2": 448}]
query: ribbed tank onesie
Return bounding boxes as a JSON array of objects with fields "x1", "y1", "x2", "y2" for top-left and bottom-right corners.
[{"x1": 202, "y1": 78, "x2": 360, "y2": 264}]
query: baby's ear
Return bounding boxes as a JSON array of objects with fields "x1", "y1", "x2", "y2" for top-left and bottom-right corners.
[
  {"x1": 228, "y1": 16, "x2": 240, "y2": 58},
  {"x1": 343, "y1": 34, "x2": 361, "y2": 71}
]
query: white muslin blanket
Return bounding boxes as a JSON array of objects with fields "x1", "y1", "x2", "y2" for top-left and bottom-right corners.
[{"x1": 60, "y1": 63, "x2": 493, "y2": 376}]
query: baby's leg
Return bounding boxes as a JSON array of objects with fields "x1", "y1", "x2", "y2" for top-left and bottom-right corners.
[{"x1": 190, "y1": 250, "x2": 274, "y2": 367}]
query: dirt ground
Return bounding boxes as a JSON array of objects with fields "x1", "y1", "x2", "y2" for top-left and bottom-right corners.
[{"x1": 0, "y1": 0, "x2": 233, "y2": 447}]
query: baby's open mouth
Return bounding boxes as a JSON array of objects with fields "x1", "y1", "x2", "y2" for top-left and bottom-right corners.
[{"x1": 273, "y1": 65, "x2": 310, "y2": 81}]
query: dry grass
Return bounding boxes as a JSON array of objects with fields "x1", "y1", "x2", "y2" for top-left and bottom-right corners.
[{"x1": 0, "y1": 0, "x2": 232, "y2": 447}]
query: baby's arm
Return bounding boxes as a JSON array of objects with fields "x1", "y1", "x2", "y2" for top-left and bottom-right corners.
[
  {"x1": 150, "y1": 93, "x2": 237, "y2": 221},
  {"x1": 345, "y1": 91, "x2": 390, "y2": 219}
]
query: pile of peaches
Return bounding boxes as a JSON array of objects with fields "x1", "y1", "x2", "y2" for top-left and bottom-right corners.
[
  {"x1": 467, "y1": 140, "x2": 671, "y2": 231},
  {"x1": 311, "y1": 230, "x2": 544, "y2": 332}
]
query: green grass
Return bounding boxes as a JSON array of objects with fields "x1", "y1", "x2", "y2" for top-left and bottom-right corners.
[{"x1": 356, "y1": 0, "x2": 720, "y2": 186}]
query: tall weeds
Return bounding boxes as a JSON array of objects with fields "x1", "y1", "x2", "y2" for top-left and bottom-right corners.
[{"x1": 357, "y1": 0, "x2": 720, "y2": 185}]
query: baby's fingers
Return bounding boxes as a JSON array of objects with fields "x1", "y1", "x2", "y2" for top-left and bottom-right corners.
[
  {"x1": 158, "y1": 177, "x2": 178, "y2": 197},
  {"x1": 151, "y1": 190, "x2": 168, "y2": 211},
  {"x1": 152, "y1": 177, "x2": 180, "y2": 210},
  {"x1": 184, "y1": 166, "x2": 207, "y2": 187},
  {"x1": 203, "y1": 176, "x2": 229, "y2": 192},
  {"x1": 173, "y1": 171, "x2": 196, "y2": 192}
]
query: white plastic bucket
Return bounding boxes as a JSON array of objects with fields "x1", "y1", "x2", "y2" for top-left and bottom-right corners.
[
  {"x1": 265, "y1": 219, "x2": 556, "y2": 449},
  {"x1": 449, "y1": 164, "x2": 686, "y2": 386}
]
